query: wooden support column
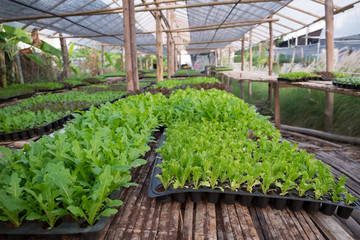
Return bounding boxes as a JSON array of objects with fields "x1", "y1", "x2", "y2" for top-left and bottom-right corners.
[
  {"x1": 178, "y1": 51, "x2": 181, "y2": 69},
  {"x1": 129, "y1": 0, "x2": 139, "y2": 90},
  {"x1": 0, "y1": 50, "x2": 6, "y2": 87},
  {"x1": 239, "y1": 80, "x2": 244, "y2": 100},
  {"x1": 228, "y1": 47, "x2": 231, "y2": 68},
  {"x1": 268, "y1": 83, "x2": 272, "y2": 105},
  {"x1": 215, "y1": 49, "x2": 218, "y2": 67},
  {"x1": 325, "y1": 0, "x2": 335, "y2": 131},
  {"x1": 171, "y1": 9, "x2": 176, "y2": 74},
  {"x1": 241, "y1": 38, "x2": 245, "y2": 71},
  {"x1": 139, "y1": 53, "x2": 143, "y2": 71},
  {"x1": 248, "y1": 30, "x2": 253, "y2": 97},
  {"x1": 14, "y1": 45, "x2": 24, "y2": 84},
  {"x1": 59, "y1": 33, "x2": 69, "y2": 80},
  {"x1": 174, "y1": 49, "x2": 178, "y2": 72},
  {"x1": 100, "y1": 44, "x2": 104, "y2": 75},
  {"x1": 274, "y1": 83, "x2": 281, "y2": 130},
  {"x1": 268, "y1": 14, "x2": 274, "y2": 76},
  {"x1": 220, "y1": 49, "x2": 223, "y2": 66},
  {"x1": 166, "y1": 33, "x2": 171, "y2": 79},
  {"x1": 221, "y1": 74, "x2": 224, "y2": 84},
  {"x1": 120, "y1": 47, "x2": 124, "y2": 72},
  {"x1": 156, "y1": 11, "x2": 163, "y2": 82},
  {"x1": 122, "y1": 0, "x2": 134, "y2": 91}
]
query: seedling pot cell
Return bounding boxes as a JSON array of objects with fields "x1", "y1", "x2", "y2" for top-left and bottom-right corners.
[
  {"x1": 320, "y1": 203, "x2": 337, "y2": 216},
  {"x1": 337, "y1": 206, "x2": 354, "y2": 219},
  {"x1": 223, "y1": 194, "x2": 236, "y2": 205},
  {"x1": 156, "y1": 195, "x2": 172, "y2": 204},
  {"x1": 289, "y1": 199, "x2": 304, "y2": 211},
  {"x1": 238, "y1": 195, "x2": 254, "y2": 207},
  {"x1": 36, "y1": 127, "x2": 45, "y2": 136},
  {"x1": 173, "y1": 193, "x2": 187, "y2": 203},
  {"x1": 44, "y1": 124, "x2": 52, "y2": 132},
  {"x1": 206, "y1": 192, "x2": 220, "y2": 204},
  {"x1": 272, "y1": 198, "x2": 287, "y2": 210},
  {"x1": 0, "y1": 134, "x2": 3, "y2": 141},
  {"x1": 51, "y1": 120, "x2": 59, "y2": 129},
  {"x1": 11, "y1": 132, "x2": 20, "y2": 141},
  {"x1": 254, "y1": 196, "x2": 270, "y2": 208},
  {"x1": 28, "y1": 129, "x2": 37, "y2": 137},
  {"x1": 190, "y1": 192, "x2": 203, "y2": 203},
  {"x1": 3, "y1": 133, "x2": 12, "y2": 141},
  {"x1": 19, "y1": 130, "x2": 29, "y2": 139},
  {"x1": 304, "y1": 201, "x2": 320, "y2": 212}
]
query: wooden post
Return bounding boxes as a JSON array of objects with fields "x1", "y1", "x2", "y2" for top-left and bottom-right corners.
[
  {"x1": 228, "y1": 47, "x2": 231, "y2": 68},
  {"x1": 139, "y1": 53, "x2": 143, "y2": 71},
  {"x1": 100, "y1": 44, "x2": 104, "y2": 75},
  {"x1": 258, "y1": 42, "x2": 262, "y2": 55},
  {"x1": 226, "y1": 76, "x2": 230, "y2": 89},
  {"x1": 221, "y1": 74, "x2": 224, "y2": 84},
  {"x1": 121, "y1": 47, "x2": 124, "y2": 72},
  {"x1": 174, "y1": 49, "x2": 178, "y2": 72},
  {"x1": 166, "y1": 33, "x2": 171, "y2": 79},
  {"x1": 274, "y1": 83, "x2": 281, "y2": 130},
  {"x1": 268, "y1": 83, "x2": 272, "y2": 107},
  {"x1": 59, "y1": 33, "x2": 69, "y2": 79},
  {"x1": 239, "y1": 81, "x2": 244, "y2": 99},
  {"x1": 170, "y1": 9, "x2": 175, "y2": 75},
  {"x1": 0, "y1": 50, "x2": 6, "y2": 87},
  {"x1": 156, "y1": 11, "x2": 163, "y2": 82},
  {"x1": 291, "y1": 47, "x2": 296, "y2": 64},
  {"x1": 129, "y1": 0, "x2": 139, "y2": 90},
  {"x1": 220, "y1": 49, "x2": 223, "y2": 66},
  {"x1": 178, "y1": 51, "x2": 181, "y2": 68},
  {"x1": 248, "y1": 31, "x2": 253, "y2": 96},
  {"x1": 325, "y1": 0, "x2": 335, "y2": 131},
  {"x1": 122, "y1": 0, "x2": 134, "y2": 91},
  {"x1": 268, "y1": 14, "x2": 274, "y2": 76},
  {"x1": 241, "y1": 38, "x2": 245, "y2": 71},
  {"x1": 215, "y1": 49, "x2": 218, "y2": 67}
]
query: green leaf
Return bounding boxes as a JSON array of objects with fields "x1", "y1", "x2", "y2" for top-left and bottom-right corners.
[
  {"x1": 100, "y1": 208, "x2": 118, "y2": 217},
  {"x1": 106, "y1": 199, "x2": 123, "y2": 208}
]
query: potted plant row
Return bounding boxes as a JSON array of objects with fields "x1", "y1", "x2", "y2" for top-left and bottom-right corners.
[
  {"x1": 332, "y1": 77, "x2": 360, "y2": 90},
  {"x1": 278, "y1": 72, "x2": 321, "y2": 82}
]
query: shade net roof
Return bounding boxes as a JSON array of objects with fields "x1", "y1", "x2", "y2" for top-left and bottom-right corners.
[{"x1": 0, "y1": 0, "x2": 359, "y2": 54}]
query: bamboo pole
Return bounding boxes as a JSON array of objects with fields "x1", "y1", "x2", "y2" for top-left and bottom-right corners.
[
  {"x1": 100, "y1": 44, "x2": 104, "y2": 75},
  {"x1": 325, "y1": 0, "x2": 334, "y2": 131},
  {"x1": 156, "y1": 11, "x2": 163, "y2": 82},
  {"x1": 268, "y1": 14, "x2": 274, "y2": 76},
  {"x1": 249, "y1": 30, "x2": 253, "y2": 72},
  {"x1": 215, "y1": 50, "x2": 218, "y2": 67},
  {"x1": 241, "y1": 38, "x2": 245, "y2": 71},
  {"x1": 129, "y1": 0, "x2": 139, "y2": 90},
  {"x1": 166, "y1": 33, "x2": 171, "y2": 79},
  {"x1": 59, "y1": 33, "x2": 69, "y2": 80},
  {"x1": 139, "y1": 53, "x2": 143, "y2": 71},
  {"x1": 122, "y1": 0, "x2": 134, "y2": 91}
]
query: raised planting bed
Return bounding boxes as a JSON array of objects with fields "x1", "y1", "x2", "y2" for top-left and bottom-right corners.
[
  {"x1": 332, "y1": 77, "x2": 360, "y2": 90},
  {"x1": 154, "y1": 77, "x2": 219, "y2": 89},
  {"x1": 278, "y1": 72, "x2": 321, "y2": 82},
  {"x1": 0, "y1": 93, "x2": 166, "y2": 237},
  {"x1": 146, "y1": 88, "x2": 358, "y2": 219},
  {"x1": 215, "y1": 67, "x2": 233, "y2": 71},
  {"x1": 313, "y1": 71, "x2": 351, "y2": 81},
  {"x1": 0, "y1": 86, "x2": 126, "y2": 141}
]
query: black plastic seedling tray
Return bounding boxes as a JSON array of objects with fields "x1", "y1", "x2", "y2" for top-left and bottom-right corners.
[
  {"x1": 277, "y1": 77, "x2": 307, "y2": 82},
  {"x1": 149, "y1": 134, "x2": 359, "y2": 219},
  {"x1": 0, "y1": 190, "x2": 121, "y2": 240},
  {"x1": 332, "y1": 81, "x2": 360, "y2": 90}
]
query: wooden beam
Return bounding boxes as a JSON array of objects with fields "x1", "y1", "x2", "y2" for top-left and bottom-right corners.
[
  {"x1": 122, "y1": 0, "x2": 134, "y2": 91},
  {"x1": 325, "y1": 0, "x2": 334, "y2": 131},
  {"x1": 285, "y1": 5, "x2": 321, "y2": 18},
  {"x1": 275, "y1": 12, "x2": 307, "y2": 26},
  {"x1": 268, "y1": 15, "x2": 274, "y2": 76},
  {"x1": 156, "y1": 11, "x2": 163, "y2": 82},
  {"x1": 311, "y1": 0, "x2": 340, "y2": 11}
]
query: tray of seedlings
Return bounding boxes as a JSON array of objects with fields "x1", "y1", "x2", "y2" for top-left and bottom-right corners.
[
  {"x1": 277, "y1": 72, "x2": 321, "y2": 82},
  {"x1": 0, "y1": 86, "x2": 126, "y2": 142},
  {"x1": 332, "y1": 77, "x2": 360, "y2": 90},
  {"x1": 148, "y1": 88, "x2": 358, "y2": 219},
  {"x1": 313, "y1": 71, "x2": 351, "y2": 81}
]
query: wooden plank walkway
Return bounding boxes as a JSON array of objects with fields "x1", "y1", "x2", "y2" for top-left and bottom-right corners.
[{"x1": 62, "y1": 131, "x2": 358, "y2": 240}]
